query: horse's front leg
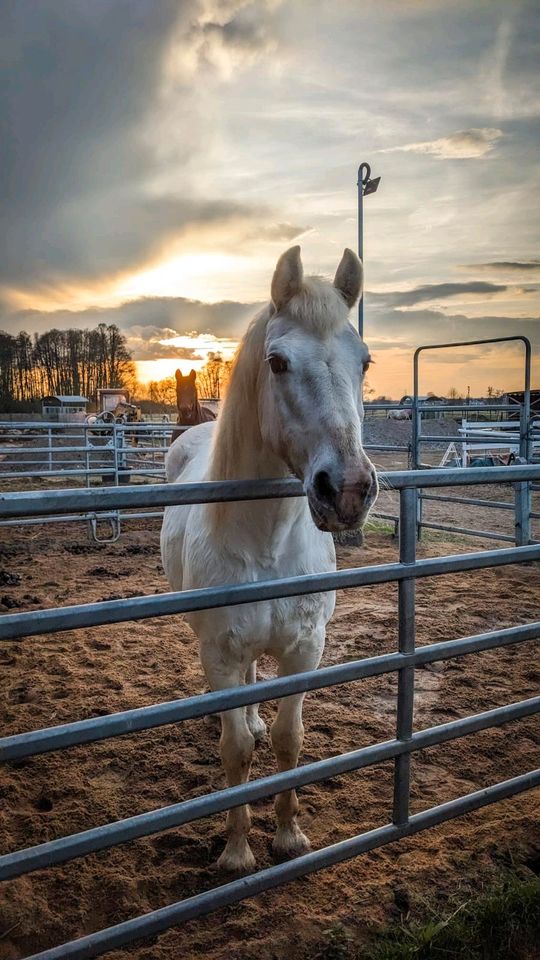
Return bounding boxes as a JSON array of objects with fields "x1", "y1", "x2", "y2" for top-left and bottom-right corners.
[
  {"x1": 201, "y1": 651, "x2": 256, "y2": 872},
  {"x1": 271, "y1": 634, "x2": 324, "y2": 858},
  {"x1": 245, "y1": 660, "x2": 267, "y2": 742}
]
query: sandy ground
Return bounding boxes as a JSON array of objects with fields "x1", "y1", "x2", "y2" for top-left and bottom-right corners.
[{"x1": 1, "y1": 507, "x2": 539, "y2": 960}]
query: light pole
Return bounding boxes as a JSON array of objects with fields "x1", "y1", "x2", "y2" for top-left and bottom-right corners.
[
  {"x1": 334, "y1": 163, "x2": 381, "y2": 549},
  {"x1": 357, "y1": 161, "x2": 381, "y2": 340}
]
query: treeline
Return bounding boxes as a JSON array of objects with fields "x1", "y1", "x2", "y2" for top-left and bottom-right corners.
[{"x1": 0, "y1": 323, "x2": 134, "y2": 410}]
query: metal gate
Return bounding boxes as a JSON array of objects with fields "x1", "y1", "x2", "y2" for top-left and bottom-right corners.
[{"x1": 1, "y1": 464, "x2": 539, "y2": 960}]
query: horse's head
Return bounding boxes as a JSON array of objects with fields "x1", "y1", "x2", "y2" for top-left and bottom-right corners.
[
  {"x1": 259, "y1": 245, "x2": 378, "y2": 533},
  {"x1": 175, "y1": 369, "x2": 199, "y2": 424}
]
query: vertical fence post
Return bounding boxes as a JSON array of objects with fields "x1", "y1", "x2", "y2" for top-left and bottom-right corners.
[
  {"x1": 84, "y1": 424, "x2": 91, "y2": 488},
  {"x1": 113, "y1": 423, "x2": 120, "y2": 487},
  {"x1": 514, "y1": 400, "x2": 531, "y2": 546},
  {"x1": 411, "y1": 357, "x2": 422, "y2": 539},
  {"x1": 392, "y1": 486, "x2": 417, "y2": 825}
]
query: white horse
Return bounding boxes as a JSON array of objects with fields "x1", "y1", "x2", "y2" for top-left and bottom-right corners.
[{"x1": 161, "y1": 246, "x2": 377, "y2": 872}]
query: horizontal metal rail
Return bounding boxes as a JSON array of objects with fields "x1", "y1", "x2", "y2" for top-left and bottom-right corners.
[
  {"x1": 418, "y1": 521, "x2": 516, "y2": 543},
  {"x1": 373, "y1": 514, "x2": 532, "y2": 545},
  {"x1": 421, "y1": 493, "x2": 514, "y2": 510},
  {"x1": 0, "y1": 444, "x2": 169, "y2": 456},
  {"x1": 1, "y1": 543, "x2": 539, "y2": 642},
  {"x1": 0, "y1": 421, "x2": 176, "y2": 431},
  {"x1": 364, "y1": 403, "x2": 519, "y2": 412},
  {"x1": 364, "y1": 444, "x2": 410, "y2": 452},
  {"x1": 20, "y1": 770, "x2": 540, "y2": 960},
  {"x1": 2, "y1": 695, "x2": 538, "y2": 883},
  {"x1": 3, "y1": 621, "x2": 537, "y2": 762},
  {"x1": 1, "y1": 465, "x2": 539, "y2": 520},
  {"x1": 418, "y1": 434, "x2": 522, "y2": 444},
  {"x1": 0, "y1": 511, "x2": 165, "y2": 529}
]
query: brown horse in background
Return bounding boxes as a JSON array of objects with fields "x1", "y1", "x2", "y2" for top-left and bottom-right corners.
[{"x1": 171, "y1": 369, "x2": 216, "y2": 443}]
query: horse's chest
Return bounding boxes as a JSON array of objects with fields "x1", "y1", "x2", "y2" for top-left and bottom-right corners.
[{"x1": 267, "y1": 590, "x2": 334, "y2": 644}]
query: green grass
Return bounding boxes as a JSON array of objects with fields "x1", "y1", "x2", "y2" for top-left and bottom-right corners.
[{"x1": 309, "y1": 874, "x2": 540, "y2": 960}]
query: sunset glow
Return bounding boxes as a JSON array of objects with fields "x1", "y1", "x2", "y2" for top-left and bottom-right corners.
[
  {"x1": 135, "y1": 332, "x2": 239, "y2": 384},
  {"x1": 114, "y1": 253, "x2": 253, "y2": 304},
  {"x1": 1, "y1": 1, "x2": 538, "y2": 400}
]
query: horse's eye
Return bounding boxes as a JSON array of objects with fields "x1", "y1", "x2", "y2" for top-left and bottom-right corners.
[
  {"x1": 268, "y1": 354, "x2": 288, "y2": 374},
  {"x1": 362, "y1": 361, "x2": 370, "y2": 374}
]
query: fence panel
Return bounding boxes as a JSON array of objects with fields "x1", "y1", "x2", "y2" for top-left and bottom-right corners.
[{"x1": 1, "y1": 464, "x2": 539, "y2": 960}]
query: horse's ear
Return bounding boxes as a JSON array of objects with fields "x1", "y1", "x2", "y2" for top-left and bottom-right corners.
[
  {"x1": 334, "y1": 248, "x2": 363, "y2": 308},
  {"x1": 175, "y1": 369, "x2": 182, "y2": 382},
  {"x1": 189, "y1": 369, "x2": 196, "y2": 381},
  {"x1": 271, "y1": 245, "x2": 303, "y2": 312}
]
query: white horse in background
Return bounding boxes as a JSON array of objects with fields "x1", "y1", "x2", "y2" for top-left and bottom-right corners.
[{"x1": 161, "y1": 246, "x2": 378, "y2": 872}]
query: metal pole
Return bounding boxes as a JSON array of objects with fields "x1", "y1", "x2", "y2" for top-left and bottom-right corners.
[
  {"x1": 357, "y1": 164, "x2": 367, "y2": 339},
  {"x1": 356, "y1": 161, "x2": 380, "y2": 341},
  {"x1": 393, "y1": 487, "x2": 417, "y2": 823}
]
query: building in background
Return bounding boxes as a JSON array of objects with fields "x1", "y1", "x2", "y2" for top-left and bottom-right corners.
[{"x1": 41, "y1": 395, "x2": 88, "y2": 421}]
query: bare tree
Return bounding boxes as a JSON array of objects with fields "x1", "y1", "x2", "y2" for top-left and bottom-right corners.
[
  {"x1": 0, "y1": 323, "x2": 135, "y2": 410},
  {"x1": 197, "y1": 353, "x2": 233, "y2": 399}
]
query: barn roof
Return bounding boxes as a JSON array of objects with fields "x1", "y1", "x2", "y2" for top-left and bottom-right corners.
[{"x1": 42, "y1": 395, "x2": 88, "y2": 404}]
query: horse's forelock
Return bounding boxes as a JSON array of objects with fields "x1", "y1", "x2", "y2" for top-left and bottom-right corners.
[{"x1": 285, "y1": 277, "x2": 350, "y2": 337}]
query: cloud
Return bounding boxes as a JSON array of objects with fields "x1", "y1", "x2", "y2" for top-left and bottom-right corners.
[
  {"x1": 368, "y1": 281, "x2": 536, "y2": 311},
  {"x1": 460, "y1": 260, "x2": 540, "y2": 276},
  {"x1": 0, "y1": 0, "x2": 294, "y2": 302},
  {"x1": 187, "y1": 1, "x2": 283, "y2": 77},
  {"x1": 382, "y1": 128, "x2": 504, "y2": 159},
  {"x1": 0, "y1": 294, "x2": 260, "y2": 356},
  {"x1": 365, "y1": 296, "x2": 540, "y2": 349}
]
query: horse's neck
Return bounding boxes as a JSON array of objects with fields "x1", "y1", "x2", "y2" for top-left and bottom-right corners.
[
  {"x1": 210, "y1": 438, "x2": 300, "y2": 553},
  {"x1": 207, "y1": 329, "x2": 303, "y2": 545}
]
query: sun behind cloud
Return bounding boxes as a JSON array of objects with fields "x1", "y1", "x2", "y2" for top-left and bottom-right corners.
[
  {"x1": 135, "y1": 331, "x2": 239, "y2": 384},
  {"x1": 115, "y1": 252, "x2": 256, "y2": 303}
]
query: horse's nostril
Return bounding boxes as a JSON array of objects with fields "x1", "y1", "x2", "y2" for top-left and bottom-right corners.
[{"x1": 313, "y1": 470, "x2": 337, "y2": 505}]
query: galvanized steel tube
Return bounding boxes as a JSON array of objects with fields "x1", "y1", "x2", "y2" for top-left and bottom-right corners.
[{"x1": 21, "y1": 769, "x2": 540, "y2": 960}]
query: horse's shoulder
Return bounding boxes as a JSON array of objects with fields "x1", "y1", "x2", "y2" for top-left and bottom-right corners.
[{"x1": 165, "y1": 421, "x2": 214, "y2": 481}]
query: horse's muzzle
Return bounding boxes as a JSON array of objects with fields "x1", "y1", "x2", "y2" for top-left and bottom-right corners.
[{"x1": 307, "y1": 465, "x2": 378, "y2": 533}]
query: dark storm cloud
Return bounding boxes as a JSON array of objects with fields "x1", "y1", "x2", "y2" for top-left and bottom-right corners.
[
  {"x1": 0, "y1": 0, "x2": 295, "y2": 292},
  {"x1": 369, "y1": 281, "x2": 521, "y2": 309},
  {"x1": 460, "y1": 260, "x2": 540, "y2": 274},
  {"x1": 0, "y1": 293, "x2": 260, "y2": 353},
  {"x1": 365, "y1": 300, "x2": 540, "y2": 357},
  {"x1": 1, "y1": 1, "x2": 190, "y2": 284}
]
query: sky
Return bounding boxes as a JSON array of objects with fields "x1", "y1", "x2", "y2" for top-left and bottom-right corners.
[{"x1": 1, "y1": 0, "x2": 539, "y2": 398}]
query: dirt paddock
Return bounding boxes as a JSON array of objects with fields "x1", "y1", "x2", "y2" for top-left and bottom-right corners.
[{"x1": 1, "y1": 509, "x2": 539, "y2": 960}]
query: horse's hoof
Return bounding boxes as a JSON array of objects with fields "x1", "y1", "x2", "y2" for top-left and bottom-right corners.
[
  {"x1": 217, "y1": 841, "x2": 256, "y2": 873},
  {"x1": 247, "y1": 714, "x2": 267, "y2": 742},
  {"x1": 272, "y1": 824, "x2": 311, "y2": 860}
]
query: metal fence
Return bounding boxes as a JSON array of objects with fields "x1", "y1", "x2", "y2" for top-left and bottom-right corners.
[
  {"x1": 0, "y1": 420, "x2": 177, "y2": 541},
  {"x1": 0, "y1": 335, "x2": 536, "y2": 546},
  {"x1": 366, "y1": 335, "x2": 538, "y2": 546},
  {"x1": 1, "y1": 405, "x2": 538, "y2": 546},
  {"x1": 1, "y1": 463, "x2": 539, "y2": 960}
]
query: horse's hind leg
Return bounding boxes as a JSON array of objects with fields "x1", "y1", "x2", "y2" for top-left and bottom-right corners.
[
  {"x1": 271, "y1": 636, "x2": 324, "y2": 858},
  {"x1": 201, "y1": 652, "x2": 256, "y2": 872},
  {"x1": 245, "y1": 661, "x2": 267, "y2": 742}
]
